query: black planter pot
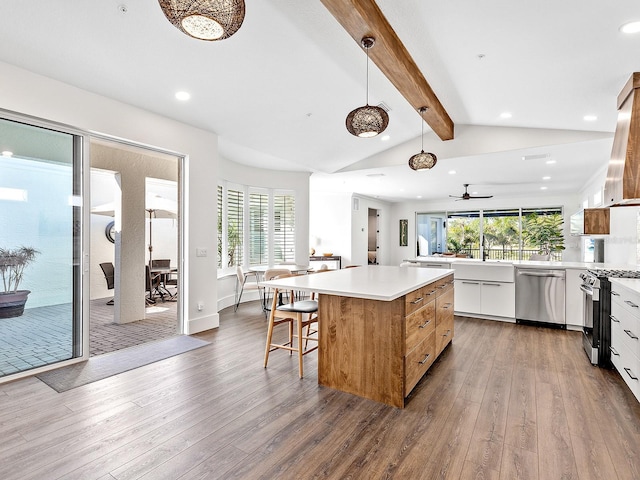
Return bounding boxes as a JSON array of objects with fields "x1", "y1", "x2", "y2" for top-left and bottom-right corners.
[{"x1": 0, "y1": 290, "x2": 31, "y2": 318}]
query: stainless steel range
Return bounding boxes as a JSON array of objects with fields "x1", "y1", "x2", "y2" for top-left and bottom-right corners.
[{"x1": 580, "y1": 268, "x2": 640, "y2": 366}]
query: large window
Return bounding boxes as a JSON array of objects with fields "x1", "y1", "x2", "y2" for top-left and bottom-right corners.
[
  {"x1": 417, "y1": 206, "x2": 564, "y2": 261},
  {"x1": 217, "y1": 183, "x2": 296, "y2": 269}
]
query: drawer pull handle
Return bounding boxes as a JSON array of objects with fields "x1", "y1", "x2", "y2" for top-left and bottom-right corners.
[
  {"x1": 419, "y1": 319, "x2": 432, "y2": 329},
  {"x1": 418, "y1": 353, "x2": 431, "y2": 365},
  {"x1": 410, "y1": 297, "x2": 424, "y2": 305},
  {"x1": 624, "y1": 300, "x2": 639, "y2": 308},
  {"x1": 624, "y1": 329, "x2": 639, "y2": 340},
  {"x1": 483, "y1": 283, "x2": 500, "y2": 287},
  {"x1": 439, "y1": 285, "x2": 448, "y2": 289},
  {"x1": 624, "y1": 367, "x2": 638, "y2": 381},
  {"x1": 610, "y1": 315, "x2": 620, "y2": 323},
  {"x1": 442, "y1": 303, "x2": 452, "y2": 309},
  {"x1": 426, "y1": 290, "x2": 436, "y2": 296},
  {"x1": 612, "y1": 291, "x2": 620, "y2": 296},
  {"x1": 443, "y1": 329, "x2": 451, "y2": 337},
  {"x1": 610, "y1": 346, "x2": 620, "y2": 356},
  {"x1": 461, "y1": 281, "x2": 480, "y2": 285}
]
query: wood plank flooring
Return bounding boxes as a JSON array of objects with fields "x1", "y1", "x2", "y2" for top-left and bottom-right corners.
[{"x1": 1, "y1": 302, "x2": 640, "y2": 479}]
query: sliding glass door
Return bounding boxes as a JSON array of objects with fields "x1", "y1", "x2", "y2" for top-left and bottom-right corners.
[{"x1": 0, "y1": 116, "x2": 83, "y2": 377}]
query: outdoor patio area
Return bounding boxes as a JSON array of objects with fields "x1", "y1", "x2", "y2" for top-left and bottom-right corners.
[{"x1": 0, "y1": 298, "x2": 178, "y2": 377}]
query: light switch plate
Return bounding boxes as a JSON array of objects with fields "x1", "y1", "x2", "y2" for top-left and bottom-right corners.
[{"x1": 196, "y1": 248, "x2": 207, "y2": 257}]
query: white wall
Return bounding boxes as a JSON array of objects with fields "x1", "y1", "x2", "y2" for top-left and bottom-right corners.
[
  {"x1": 0, "y1": 60, "x2": 218, "y2": 334},
  {"x1": 605, "y1": 206, "x2": 640, "y2": 266},
  {"x1": 309, "y1": 191, "x2": 353, "y2": 265}
]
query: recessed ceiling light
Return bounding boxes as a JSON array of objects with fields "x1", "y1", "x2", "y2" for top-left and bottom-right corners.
[
  {"x1": 546, "y1": 159, "x2": 556, "y2": 164},
  {"x1": 542, "y1": 176, "x2": 551, "y2": 180},
  {"x1": 500, "y1": 112, "x2": 512, "y2": 119},
  {"x1": 472, "y1": 191, "x2": 478, "y2": 195},
  {"x1": 540, "y1": 186, "x2": 548, "y2": 190},
  {"x1": 380, "y1": 135, "x2": 390, "y2": 141},
  {"x1": 399, "y1": 188, "x2": 405, "y2": 192},
  {"x1": 1, "y1": 150, "x2": 13, "y2": 157},
  {"x1": 621, "y1": 21, "x2": 640, "y2": 34},
  {"x1": 448, "y1": 170, "x2": 456, "y2": 175},
  {"x1": 417, "y1": 195, "x2": 422, "y2": 199},
  {"x1": 175, "y1": 91, "x2": 191, "y2": 101},
  {"x1": 583, "y1": 115, "x2": 598, "y2": 121}
]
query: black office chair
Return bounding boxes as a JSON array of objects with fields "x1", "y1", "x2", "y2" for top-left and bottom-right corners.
[{"x1": 99, "y1": 262, "x2": 115, "y2": 305}]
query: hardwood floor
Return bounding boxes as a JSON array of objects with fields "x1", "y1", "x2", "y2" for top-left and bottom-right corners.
[{"x1": 1, "y1": 302, "x2": 640, "y2": 479}]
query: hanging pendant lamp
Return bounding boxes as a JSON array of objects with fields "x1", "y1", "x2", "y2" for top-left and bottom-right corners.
[
  {"x1": 158, "y1": 0, "x2": 245, "y2": 41},
  {"x1": 346, "y1": 37, "x2": 389, "y2": 138},
  {"x1": 408, "y1": 107, "x2": 437, "y2": 170}
]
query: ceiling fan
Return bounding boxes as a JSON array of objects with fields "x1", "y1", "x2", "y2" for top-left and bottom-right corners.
[{"x1": 449, "y1": 184, "x2": 494, "y2": 201}]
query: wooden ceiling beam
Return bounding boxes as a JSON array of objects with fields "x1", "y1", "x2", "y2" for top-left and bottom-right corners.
[{"x1": 320, "y1": 0, "x2": 454, "y2": 141}]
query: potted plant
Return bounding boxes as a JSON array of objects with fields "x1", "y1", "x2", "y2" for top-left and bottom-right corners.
[{"x1": 0, "y1": 246, "x2": 39, "y2": 318}]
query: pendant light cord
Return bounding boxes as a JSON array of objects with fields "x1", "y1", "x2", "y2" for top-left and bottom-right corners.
[{"x1": 365, "y1": 44, "x2": 370, "y2": 106}]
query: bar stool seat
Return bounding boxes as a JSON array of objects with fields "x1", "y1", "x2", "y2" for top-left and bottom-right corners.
[{"x1": 263, "y1": 275, "x2": 318, "y2": 378}]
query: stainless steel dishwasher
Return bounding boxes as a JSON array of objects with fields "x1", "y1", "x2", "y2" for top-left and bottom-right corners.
[{"x1": 515, "y1": 268, "x2": 566, "y2": 326}]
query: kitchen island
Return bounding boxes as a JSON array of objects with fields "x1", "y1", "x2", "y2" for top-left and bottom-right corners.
[{"x1": 261, "y1": 266, "x2": 454, "y2": 407}]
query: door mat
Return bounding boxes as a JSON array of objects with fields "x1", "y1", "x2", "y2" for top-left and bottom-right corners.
[{"x1": 36, "y1": 335, "x2": 210, "y2": 392}]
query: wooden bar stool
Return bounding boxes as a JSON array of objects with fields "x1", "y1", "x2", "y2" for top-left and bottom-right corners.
[{"x1": 263, "y1": 274, "x2": 318, "y2": 378}]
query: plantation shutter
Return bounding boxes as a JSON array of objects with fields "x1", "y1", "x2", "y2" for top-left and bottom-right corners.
[
  {"x1": 249, "y1": 192, "x2": 268, "y2": 265},
  {"x1": 217, "y1": 184, "x2": 222, "y2": 268},
  {"x1": 226, "y1": 188, "x2": 243, "y2": 266},
  {"x1": 274, "y1": 193, "x2": 295, "y2": 263}
]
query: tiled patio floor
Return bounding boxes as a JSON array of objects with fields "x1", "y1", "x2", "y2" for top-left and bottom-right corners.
[{"x1": 0, "y1": 297, "x2": 178, "y2": 377}]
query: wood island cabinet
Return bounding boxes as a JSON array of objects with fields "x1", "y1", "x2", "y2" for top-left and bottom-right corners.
[{"x1": 318, "y1": 273, "x2": 454, "y2": 408}]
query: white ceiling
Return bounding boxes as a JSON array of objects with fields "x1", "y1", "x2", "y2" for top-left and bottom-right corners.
[{"x1": 1, "y1": 1, "x2": 638, "y2": 202}]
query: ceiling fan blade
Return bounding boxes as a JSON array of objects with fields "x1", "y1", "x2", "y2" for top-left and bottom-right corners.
[
  {"x1": 449, "y1": 195, "x2": 462, "y2": 198},
  {"x1": 470, "y1": 195, "x2": 493, "y2": 199}
]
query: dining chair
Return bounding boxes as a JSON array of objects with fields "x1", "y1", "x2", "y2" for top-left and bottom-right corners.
[
  {"x1": 99, "y1": 262, "x2": 115, "y2": 305},
  {"x1": 234, "y1": 266, "x2": 263, "y2": 312},
  {"x1": 145, "y1": 265, "x2": 160, "y2": 305},
  {"x1": 263, "y1": 273, "x2": 319, "y2": 378}
]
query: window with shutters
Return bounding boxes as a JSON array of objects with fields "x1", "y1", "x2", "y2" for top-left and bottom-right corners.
[
  {"x1": 226, "y1": 188, "x2": 243, "y2": 267},
  {"x1": 217, "y1": 184, "x2": 223, "y2": 268},
  {"x1": 249, "y1": 191, "x2": 268, "y2": 265},
  {"x1": 274, "y1": 193, "x2": 295, "y2": 263}
]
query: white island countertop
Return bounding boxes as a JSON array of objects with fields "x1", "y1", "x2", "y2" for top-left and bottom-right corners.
[{"x1": 260, "y1": 265, "x2": 453, "y2": 301}]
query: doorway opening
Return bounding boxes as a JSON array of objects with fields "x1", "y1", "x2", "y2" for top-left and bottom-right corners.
[
  {"x1": 368, "y1": 208, "x2": 379, "y2": 265},
  {"x1": 89, "y1": 140, "x2": 181, "y2": 357}
]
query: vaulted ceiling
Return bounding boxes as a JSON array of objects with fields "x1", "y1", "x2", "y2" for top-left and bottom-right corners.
[{"x1": 1, "y1": 1, "x2": 638, "y2": 201}]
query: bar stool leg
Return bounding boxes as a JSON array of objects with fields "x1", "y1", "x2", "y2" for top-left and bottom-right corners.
[
  {"x1": 297, "y1": 312, "x2": 304, "y2": 378},
  {"x1": 263, "y1": 298, "x2": 277, "y2": 368}
]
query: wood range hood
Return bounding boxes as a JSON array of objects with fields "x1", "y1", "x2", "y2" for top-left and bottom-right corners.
[{"x1": 604, "y1": 72, "x2": 640, "y2": 206}]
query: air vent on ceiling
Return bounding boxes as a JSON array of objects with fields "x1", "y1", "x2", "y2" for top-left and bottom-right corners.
[
  {"x1": 377, "y1": 102, "x2": 391, "y2": 112},
  {"x1": 366, "y1": 173, "x2": 385, "y2": 178},
  {"x1": 521, "y1": 153, "x2": 550, "y2": 161}
]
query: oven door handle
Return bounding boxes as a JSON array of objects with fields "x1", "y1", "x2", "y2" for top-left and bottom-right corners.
[{"x1": 580, "y1": 284, "x2": 594, "y2": 295}]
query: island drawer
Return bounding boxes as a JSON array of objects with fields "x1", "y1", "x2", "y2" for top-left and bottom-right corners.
[
  {"x1": 434, "y1": 274, "x2": 454, "y2": 297},
  {"x1": 405, "y1": 300, "x2": 435, "y2": 352},
  {"x1": 405, "y1": 331, "x2": 436, "y2": 396},
  {"x1": 436, "y1": 289, "x2": 454, "y2": 323},
  {"x1": 405, "y1": 286, "x2": 431, "y2": 316},
  {"x1": 436, "y1": 316, "x2": 454, "y2": 356}
]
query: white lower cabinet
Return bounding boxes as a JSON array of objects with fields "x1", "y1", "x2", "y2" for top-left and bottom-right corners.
[
  {"x1": 610, "y1": 279, "x2": 640, "y2": 403},
  {"x1": 481, "y1": 281, "x2": 515, "y2": 317},
  {"x1": 454, "y1": 279, "x2": 515, "y2": 318},
  {"x1": 454, "y1": 280, "x2": 480, "y2": 313}
]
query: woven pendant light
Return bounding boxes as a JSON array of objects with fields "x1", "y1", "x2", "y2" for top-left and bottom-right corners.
[
  {"x1": 346, "y1": 37, "x2": 389, "y2": 138},
  {"x1": 158, "y1": 0, "x2": 245, "y2": 41},
  {"x1": 408, "y1": 107, "x2": 437, "y2": 170}
]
